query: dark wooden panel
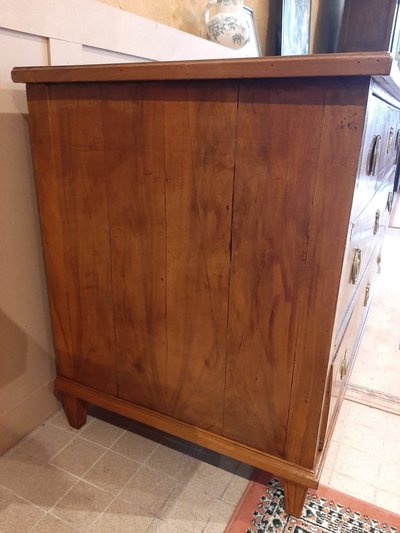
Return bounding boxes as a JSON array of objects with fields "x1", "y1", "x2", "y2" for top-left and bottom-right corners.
[
  {"x1": 284, "y1": 78, "x2": 369, "y2": 468},
  {"x1": 164, "y1": 81, "x2": 237, "y2": 432},
  {"x1": 101, "y1": 83, "x2": 168, "y2": 412},
  {"x1": 338, "y1": 0, "x2": 398, "y2": 52},
  {"x1": 46, "y1": 83, "x2": 117, "y2": 395},
  {"x1": 223, "y1": 78, "x2": 329, "y2": 455}
]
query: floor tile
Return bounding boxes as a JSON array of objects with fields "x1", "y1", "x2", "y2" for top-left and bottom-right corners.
[
  {"x1": 79, "y1": 419, "x2": 125, "y2": 448},
  {"x1": 17, "y1": 423, "x2": 74, "y2": 461},
  {"x1": 146, "y1": 444, "x2": 200, "y2": 481},
  {"x1": 16, "y1": 461, "x2": 78, "y2": 511},
  {"x1": 203, "y1": 499, "x2": 235, "y2": 533},
  {"x1": 119, "y1": 465, "x2": 178, "y2": 515},
  {"x1": 146, "y1": 518, "x2": 193, "y2": 533},
  {"x1": 381, "y1": 433, "x2": 400, "y2": 465},
  {"x1": 110, "y1": 430, "x2": 159, "y2": 463},
  {"x1": 339, "y1": 422, "x2": 385, "y2": 454},
  {"x1": 89, "y1": 496, "x2": 155, "y2": 532},
  {"x1": 51, "y1": 480, "x2": 114, "y2": 530},
  {"x1": 323, "y1": 440, "x2": 340, "y2": 472},
  {"x1": 83, "y1": 450, "x2": 140, "y2": 495},
  {"x1": 377, "y1": 461, "x2": 400, "y2": 493},
  {"x1": 375, "y1": 489, "x2": 400, "y2": 516},
  {"x1": 329, "y1": 472, "x2": 377, "y2": 503},
  {"x1": 0, "y1": 486, "x2": 45, "y2": 533},
  {"x1": 184, "y1": 461, "x2": 234, "y2": 499},
  {"x1": 0, "y1": 449, "x2": 46, "y2": 494},
  {"x1": 31, "y1": 513, "x2": 77, "y2": 532},
  {"x1": 319, "y1": 466, "x2": 333, "y2": 486},
  {"x1": 333, "y1": 444, "x2": 380, "y2": 483},
  {"x1": 50, "y1": 437, "x2": 105, "y2": 477},
  {"x1": 222, "y1": 473, "x2": 252, "y2": 506},
  {"x1": 159, "y1": 484, "x2": 214, "y2": 533}
]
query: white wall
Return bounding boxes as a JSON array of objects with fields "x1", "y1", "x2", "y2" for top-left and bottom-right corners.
[{"x1": 0, "y1": 0, "x2": 241, "y2": 454}]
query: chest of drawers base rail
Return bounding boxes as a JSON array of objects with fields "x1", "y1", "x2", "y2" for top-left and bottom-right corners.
[{"x1": 12, "y1": 52, "x2": 399, "y2": 517}]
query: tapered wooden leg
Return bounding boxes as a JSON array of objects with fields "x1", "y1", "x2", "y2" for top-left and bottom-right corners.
[
  {"x1": 63, "y1": 394, "x2": 88, "y2": 429},
  {"x1": 282, "y1": 480, "x2": 308, "y2": 517}
]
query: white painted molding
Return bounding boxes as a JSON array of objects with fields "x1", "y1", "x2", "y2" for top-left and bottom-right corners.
[
  {"x1": 1, "y1": 0, "x2": 245, "y2": 61},
  {"x1": 48, "y1": 38, "x2": 83, "y2": 65}
]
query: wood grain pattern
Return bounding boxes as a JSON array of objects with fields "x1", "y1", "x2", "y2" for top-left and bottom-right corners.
[
  {"x1": 11, "y1": 52, "x2": 393, "y2": 84},
  {"x1": 223, "y1": 78, "x2": 327, "y2": 455},
  {"x1": 164, "y1": 81, "x2": 237, "y2": 432},
  {"x1": 282, "y1": 480, "x2": 308, "y2": 517},
  {"x1": 26, "y1": 84, "x2": 73, "y2": 372},
  {"x1": 101, "y1": 82, "x2": 168, "y2": 412},
  {"x1": 46, "y1": 83, "x2": 117, "y2": 395},
  {"x1": 284, "y1": 78, "x2": 370, "y2": 469}
]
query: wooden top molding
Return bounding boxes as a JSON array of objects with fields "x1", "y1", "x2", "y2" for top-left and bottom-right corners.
[{"x1": 12, "y1": 51, "x2": 394, "y2": 84}]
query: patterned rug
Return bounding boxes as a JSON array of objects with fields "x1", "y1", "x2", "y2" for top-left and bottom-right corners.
[{"x1": 225, "y1": 473, "x2": 400, "y2": 533}]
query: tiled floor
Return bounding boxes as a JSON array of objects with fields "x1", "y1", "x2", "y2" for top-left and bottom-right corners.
[
  {"x1": 0, "y1": 232, "x2": 399, "y2": 532},
  {"x1": 0, "y1": 408, "x2": 252, "y2": 532}
]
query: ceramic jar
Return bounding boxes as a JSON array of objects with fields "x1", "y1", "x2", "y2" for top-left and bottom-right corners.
[{"x1": 204, "y1": 0, "x2": 250, "y2": 50}]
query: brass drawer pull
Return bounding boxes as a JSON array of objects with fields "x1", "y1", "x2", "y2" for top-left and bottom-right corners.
[
  {"x1": 387, "y1": 191, "x2": 394, "y2": 213},
  {"x1": 374, "y1": 210, "x2": 380, "y2": 235},
  {"x1": 364, "y1": 282, "x2": 371, "y2": 307},
  {"x1": 351, "y1": 248, "x2": 362, "y2": 284},
  {"x1": 367, "y1": 135, "x2": 381, "y2": 176},
  {"x1": 340, "y1": 353, "x2": 348, "y2": 381},
  {"x1": 377, "y1": 252, "x2": 382, "y2": 274},
  {"x1": 387, "y1": 126, "x2": 394, "y2": 153}
]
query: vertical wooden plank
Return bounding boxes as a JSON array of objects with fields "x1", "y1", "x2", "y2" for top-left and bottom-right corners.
[
  {"x1": 26, "y1": 84, "x2": 73, "y2": 370},
  {"x1": 164, "y1": 80, "x2": 237, "y2": 432},
  {"x1": 47, "y1": 83, "x2": 117, "y2": 395},
  {"x1": 223, "y1": 78, "x2": 327, "y2": 455},
  {"x1": 101, "y1": 82, "x2": 168, "y2": 412},
  {"x1": 284, "y1": 78, "x2": 369, "y2": 468}
]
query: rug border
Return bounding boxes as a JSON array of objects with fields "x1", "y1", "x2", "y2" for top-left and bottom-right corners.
[{"x1": 224, "y1": 470, "x2": 400, "y2": 532}]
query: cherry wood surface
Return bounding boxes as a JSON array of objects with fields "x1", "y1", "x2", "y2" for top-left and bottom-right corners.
[
  {"x1": 101, "y1": 82, "x2": 168, "y2": 414},
  {"x1": 282, "y1": 480, "x2": 308, "y2": 517},
  {"x1": 223, "y1": 78, "x2": 327, "y2": 455},
  {"x1": 162, "y1": 82, "x2": 237, "y2": 431},
  {"x1": 12, "y1": 52, "x2": 393, "y2": 84},
  {"x1": 20, "y1": 59, "x2": 397, "y2": 516},
  {"x1": 283, "y1": 78, "x2": 369, "y2": 468}
]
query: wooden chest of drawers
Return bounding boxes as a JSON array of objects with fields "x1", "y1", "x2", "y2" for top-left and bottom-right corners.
[{"x1": 12, "y1": 52, "x2": 399, "y2": 516}]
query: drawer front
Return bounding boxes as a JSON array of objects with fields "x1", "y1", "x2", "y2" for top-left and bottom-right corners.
[
  {"x1": 352, "y1": 93, "x2": 400, "y2": 219},
  {"x1": 334, "y1": 171, "x2": 394, "y2": 336},
  {"x1": 327, "y1": 246, "x2": 380, "y2": 435},
  {"x1": 318, "y1": 243, "x2": 381, "y2": 451}
]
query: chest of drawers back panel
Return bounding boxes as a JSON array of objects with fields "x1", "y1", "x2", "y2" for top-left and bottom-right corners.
[{"x1": 14, "y1": 53, "x2": 398, "y2": 516}]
